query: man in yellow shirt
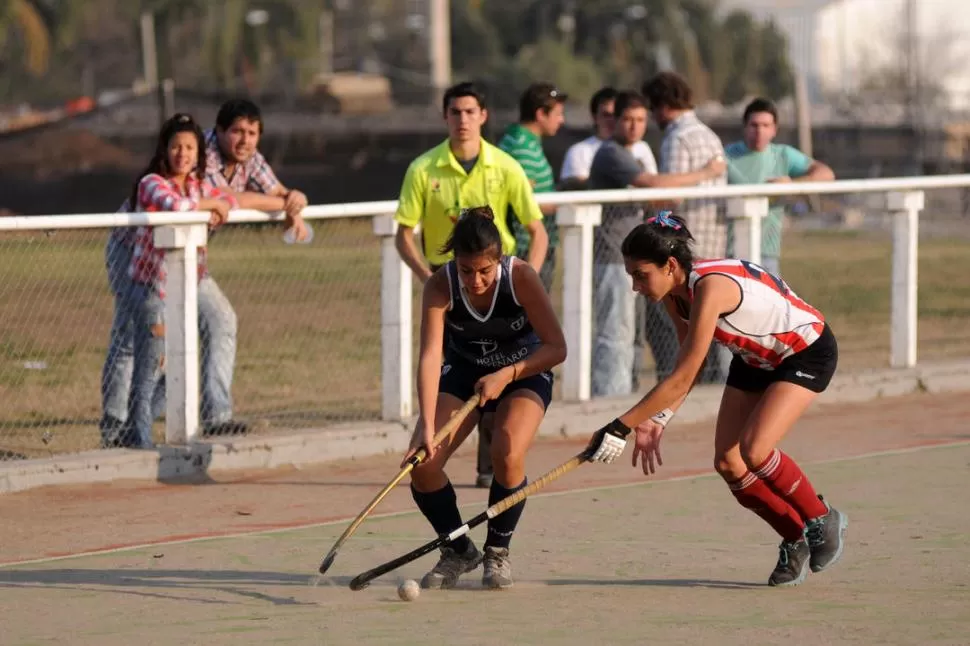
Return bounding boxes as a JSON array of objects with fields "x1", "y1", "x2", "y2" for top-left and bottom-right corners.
[{"x1": 394, "y1": 81, "x2": 548, "y2": 488}]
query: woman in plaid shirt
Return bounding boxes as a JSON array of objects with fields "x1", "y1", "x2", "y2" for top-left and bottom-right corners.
[{"x1": 127, "y1": 113, "x2": 237, "y2": 448}]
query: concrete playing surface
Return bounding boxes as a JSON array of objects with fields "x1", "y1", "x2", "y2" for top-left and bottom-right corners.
[{"x1": 1, "y1": 393, "x2": 968, "y2": 645}]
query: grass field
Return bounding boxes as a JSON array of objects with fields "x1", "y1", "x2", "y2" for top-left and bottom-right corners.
[
  {"x1": 0, "y1": 222, "x2": 968, "y2": 459},
  {"x1": 1, "y1": 441, "x2": 968, "y2": 645}
]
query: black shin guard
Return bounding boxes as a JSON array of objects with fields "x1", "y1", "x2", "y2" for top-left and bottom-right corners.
[
  {"x1": 411, "y1": 481, "x2": 471, "y2": 552},
  {"x1": 485, "y1": 477, "x2": 527, "y2": 549}
]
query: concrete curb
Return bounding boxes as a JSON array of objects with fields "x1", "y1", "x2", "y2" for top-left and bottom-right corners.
[{"x1": 2, "y1": 360, "x2": 968, "y2": 494}]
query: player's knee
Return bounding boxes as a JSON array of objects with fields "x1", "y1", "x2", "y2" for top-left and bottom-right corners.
[
  {"x1": 410, "y1": 461, "x2": 446, "y2": 490},
  {"x1": 490, "y1": 434, "x2": 524, "y2": 472},
  {"x1": 713, "y1": 451, "x2": 745, "y2": 480},
  {"x1": 738, "y1": 435, "x2": 772, "y2": 471},
  {"x1": 491, "y1": 445, "x2": 523, "y2": 474}
]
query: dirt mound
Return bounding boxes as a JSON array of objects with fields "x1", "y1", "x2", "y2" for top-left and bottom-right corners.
[{"x1": 0, "y1": 128, "x2": 140, "y2": 179}]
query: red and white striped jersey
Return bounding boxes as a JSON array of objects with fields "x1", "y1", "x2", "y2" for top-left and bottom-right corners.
[{"x1": 686, "y1": 259, "x2": 825, "y2": 369}]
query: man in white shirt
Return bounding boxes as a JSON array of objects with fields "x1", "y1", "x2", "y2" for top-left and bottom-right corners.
[{"x1": 560, "y1": 86, "x2": 658, "y2": 188}]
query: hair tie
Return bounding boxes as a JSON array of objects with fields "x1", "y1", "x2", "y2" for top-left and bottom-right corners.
[{"x1": 646, "y1": 210, "x2": 682, "y2": 230}]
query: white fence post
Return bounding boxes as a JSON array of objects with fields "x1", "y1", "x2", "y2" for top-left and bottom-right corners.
[
  {"x1": 886, "y1": 190, "x2": 923, "y2": 368},
  {"x1": 726, "y1": 197, "x2": 769, "y2": 265},
  {"x1": 373, "y1": 214, "x2": 413, "y2": 420},
  {"x1": 557, "y1": 204, "x2": 602, "y2": 401},
  {"x1": 154, "y1": 223, "x2": 208, "y2": 444}
]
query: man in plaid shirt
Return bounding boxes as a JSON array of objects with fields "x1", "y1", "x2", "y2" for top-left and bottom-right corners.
[
  {"x1": 204, "y1": 99, "x2": 309, "y2": 227},
  {"x1": 641, "y1": 72, "x2": 732, "y2": 385},
  {"x1": 100, "y1": 100, "x2": 309, "y2": 446}
]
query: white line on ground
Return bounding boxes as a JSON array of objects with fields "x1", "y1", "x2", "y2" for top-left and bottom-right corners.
[{"x1": 2, "y1": 439, "x2": 966, "y2": 569}]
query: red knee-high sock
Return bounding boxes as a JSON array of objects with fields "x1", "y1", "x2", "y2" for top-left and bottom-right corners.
[
  {"x1": 729, "y1": 471, "x2": 805, "y2": 542},
  {"x1": 753, "y1": 449, "x2": 828, "y2": 522}
]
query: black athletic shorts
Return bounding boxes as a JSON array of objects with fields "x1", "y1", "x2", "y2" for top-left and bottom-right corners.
[
  {"x1": 726, "y1": 323, "x2": 838, "y2": 394},
  {"x1": 438, "y1": 355, "x2": 554, "y2": 413}
]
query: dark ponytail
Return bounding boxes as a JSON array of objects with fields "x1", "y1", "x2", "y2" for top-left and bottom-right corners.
[
  {"x1": 440, "y1": 205, "x2": 503, "y2": 259},
  {"x1": 621, "y1": 211, "x2": 695, "y2": 274}
]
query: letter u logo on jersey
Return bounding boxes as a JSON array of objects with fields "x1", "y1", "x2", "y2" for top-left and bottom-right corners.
[{"x1": 510, "y1": 316, "x2": 525, "y2": 331}]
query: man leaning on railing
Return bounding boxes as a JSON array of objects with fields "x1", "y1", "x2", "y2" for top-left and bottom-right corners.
[
  {"x1": 724, "y1": 97, "x2": 835, "y2": 277},
  {"x1": 99, "y1": 99, "x2": 309, "y2": 448}
]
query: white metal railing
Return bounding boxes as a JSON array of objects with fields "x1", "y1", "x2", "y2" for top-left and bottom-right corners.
[{"x1": 2, "y1": 175, "x2": 968, "y2": 443}]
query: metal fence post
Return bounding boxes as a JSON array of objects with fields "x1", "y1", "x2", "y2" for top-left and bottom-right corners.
[
  {"x1": 887, "y1": 190, "x2": 924, "y2": 368},
  {"x1": 154, "y1": 223, "x2": 208, "y2": 444},
  {"x1": 557, "y1": 204, "x2": 602, "y2": 402},
  {"x1": 373, "y1": 214, "x2": 413, "y2": 420},
  {"x1": 725, "y1": 197, "x2": 770, "y2": 265}
]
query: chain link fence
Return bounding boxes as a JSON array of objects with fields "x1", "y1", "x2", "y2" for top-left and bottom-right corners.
[
  {"x1": 779, "y1": 188, "x2": 970, "y2": 372},
  {"x1": 1, "y1": 187, "x2": 969, "y2": 462},
  {"x1": 0, "y1": 218, "x2": 386, "y2": 461},
  {"x1": 593, "y1": 199, "x2": 731, "y2": 398}
]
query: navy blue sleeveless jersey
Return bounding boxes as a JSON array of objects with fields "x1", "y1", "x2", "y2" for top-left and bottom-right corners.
[{"x1": 444, "y1": 256, "x2": 541, "y2": 369}]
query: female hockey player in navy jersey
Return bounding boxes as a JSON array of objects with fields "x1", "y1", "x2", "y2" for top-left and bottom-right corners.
[{"x1": 402, "y1": 205, "x2": 567, "y2": 590}]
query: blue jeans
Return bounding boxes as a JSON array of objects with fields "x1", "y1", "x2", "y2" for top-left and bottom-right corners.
[
  {"x1": 197, "y1": 276, "x2": 238, "y2": 426},
  {"x1": 635, "y1": 297, "x2": 680, "y2": 385},
  {"x1": 130, "y1": 285, "x2": 166, "y2": 448},
  {"x1": 101, "y1": 235, "x2": 136, "y2": 431},
  {"x1": 592, "y1": 264, "x2": 636, "y2": 397},
  {"x1": 101, "y1": 235, "x2": 166, "y2": 446},
  {"x1": 127, "y1": 275, "x2": 238, "y2": 448}
]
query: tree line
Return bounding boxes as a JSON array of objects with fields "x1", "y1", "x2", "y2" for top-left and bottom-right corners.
[{"x1": 0, "y1": 0, "x2": 795, "y2": 109}]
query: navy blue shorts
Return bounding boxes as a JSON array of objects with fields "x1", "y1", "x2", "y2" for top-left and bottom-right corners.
[
  {"x1": 726, "y1": 323, "x2": 839, "y2": 394},
  {"x1": 439, "y1": 356, "x2": 554, "y2": 413}
]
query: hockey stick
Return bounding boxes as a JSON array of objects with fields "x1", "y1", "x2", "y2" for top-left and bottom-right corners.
[
  {"x1": 317, "y1": 394, "x2": 481, "y2": 574},
  {"x1": 349, "y1": 448, "x2": 592, "y2": 590}
]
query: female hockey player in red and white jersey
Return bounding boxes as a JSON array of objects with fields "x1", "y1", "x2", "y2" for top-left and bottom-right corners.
[{"x1": 585, "y1": 211, "x2": 847, "y2": 588}]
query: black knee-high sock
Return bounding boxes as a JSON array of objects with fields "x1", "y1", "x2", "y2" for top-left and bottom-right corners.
[
  {"x1": 485, "y1": 477, "x2": 527, "y2": 550},
  {"x1": 411, "y1": 481, "x2": 471, "y2": 553}
]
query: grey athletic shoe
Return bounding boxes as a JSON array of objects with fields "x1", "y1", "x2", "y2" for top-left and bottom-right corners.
[
  {"x1": 475, "y1": 473, "x2": 494, "y2": 489},
  {"x1": 420, "y1": 542, "x2": 483, "y2": 589},
  {"x1": 482, "y1": 546, "x2": 513, "y2": 589},
  {"x1": 806, "y1": 496, "x2": 848, "y2": 573},
  {"x1": 768, "y1": 539, "x2": 811, "y2": 587}
]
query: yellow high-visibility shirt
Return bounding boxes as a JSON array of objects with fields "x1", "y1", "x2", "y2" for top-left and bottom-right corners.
[{"x1": 394, "y1": 139, "x2": 543, "y2": 266}]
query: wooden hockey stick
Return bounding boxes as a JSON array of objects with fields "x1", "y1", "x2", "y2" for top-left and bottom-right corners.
[
  {"x1": 317, "y1": 394, "x2": 481, "y2": 574},
  {"x1": 349, "y1": 448, "x2": 591, "y2": 590}
]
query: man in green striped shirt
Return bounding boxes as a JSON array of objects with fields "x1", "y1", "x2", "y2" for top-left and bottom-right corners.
[{"x1": 499, "y1": 82, "x2": 566, "y2": 292}]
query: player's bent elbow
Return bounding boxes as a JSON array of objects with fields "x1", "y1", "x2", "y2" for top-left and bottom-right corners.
[{"x1": 548, "y1": 342, "x2": 567, "y2": 368}]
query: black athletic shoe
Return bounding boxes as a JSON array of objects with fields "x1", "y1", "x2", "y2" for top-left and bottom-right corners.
[
  {"x1": 768, "y1": 538, "x2": 811, "y2": 587},
  {"x1": 806, "y1": 496, "x2": 848, "y2": 573}
]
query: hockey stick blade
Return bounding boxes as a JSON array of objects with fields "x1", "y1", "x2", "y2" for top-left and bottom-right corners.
[
  {"x1": 349, "y1": 449, "x2": 591, "y2": 590},
  {"x1": 317, "y1": 394, "x2": 481, "y2": 574}
]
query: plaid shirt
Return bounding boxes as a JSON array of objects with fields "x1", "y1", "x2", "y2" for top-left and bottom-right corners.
[
  {"x1": 660, "y1": 111, "x2": 727, "y2": 258},
  {"x1": 203, "y1": 128, "x2": 281, "y2": 194},
  {"x1": 130, "y1": 173, "x2": 237, "y2": 298}
]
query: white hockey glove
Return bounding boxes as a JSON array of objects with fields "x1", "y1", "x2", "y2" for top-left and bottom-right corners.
[{"x1": 586, "y1": 418, "x2": 632, "y2": 464}]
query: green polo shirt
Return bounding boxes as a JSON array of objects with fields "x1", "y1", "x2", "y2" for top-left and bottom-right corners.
[
  {"x1": 394, "y1": 139, "x2": 543, "y2": 267},
  {"x1": 724, "y1": 141, "x2": 814, "y2": 259},
  {"x1": 498, "y1": 123, "x2": 557, "y2": 254}
]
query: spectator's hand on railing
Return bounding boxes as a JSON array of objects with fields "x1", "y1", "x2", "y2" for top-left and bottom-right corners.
[
  {"x1": 284, "y1": 189, "x2": 308, "y2": 218},
  {"x1": 705, "y1": 154, "x2": 727, "y2": 178},
  {"x1": 207, "y1": 199, "x2": 232, "y2": 230},
  {"x1": 285, "y1": 212, "x2": 310, "y2": 243}
]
